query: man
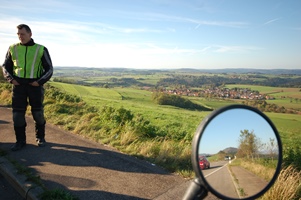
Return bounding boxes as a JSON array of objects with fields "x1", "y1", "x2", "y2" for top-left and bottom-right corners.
[{"x1": 2, "y1": 24, "x2": 53, "y2": 151}]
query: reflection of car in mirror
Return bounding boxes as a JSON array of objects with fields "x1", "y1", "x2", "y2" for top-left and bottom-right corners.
[
  {"x1": 224, "y1": 156, "x2": 231, "y2": 161},
  {"x1": 199, "y1": 156, "x2": 210, "y2": 170}
]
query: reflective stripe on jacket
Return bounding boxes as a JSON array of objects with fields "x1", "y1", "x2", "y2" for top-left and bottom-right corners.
[{"x1": 10, "y1": 43, "x2": 45, "y2": 79}]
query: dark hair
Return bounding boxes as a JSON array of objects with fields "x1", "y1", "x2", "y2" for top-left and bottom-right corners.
[{"x1": 17, "y1": 24, "x2": 31, "y2": 33}]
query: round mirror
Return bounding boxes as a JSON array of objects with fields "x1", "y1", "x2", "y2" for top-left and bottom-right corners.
[{"x1": 191, "y1": 105, "x2": 282, "y2": 200}]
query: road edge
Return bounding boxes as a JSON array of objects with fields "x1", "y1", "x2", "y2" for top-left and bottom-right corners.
[{"x1": 0, "y1": 156, "x2": 44, "y2": 200}]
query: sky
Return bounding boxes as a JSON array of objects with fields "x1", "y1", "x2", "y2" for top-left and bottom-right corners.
[
  {"x1": 198, "y1": 108, "x2": 279, "y2": 155},
  {"x1": 1, "y1": 0, "x2": 300, "y2": 69}
]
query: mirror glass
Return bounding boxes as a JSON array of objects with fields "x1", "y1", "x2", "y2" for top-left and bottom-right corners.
[{"x1": 198, "y1": 108, "x2": 279, "y2": 199}]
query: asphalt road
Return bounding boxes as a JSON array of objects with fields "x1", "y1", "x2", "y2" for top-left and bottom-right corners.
[
  {"x1": 200, "y1": 159, "x2": 268, "y2": 199},
  {"x1": 202, "y1": 160, "x2": 239, "y2": 198},
  {"x1": 0, "y1": 106, "x2": 189, "y2": 200},
  {"x1": 0, "y1": 173, "x2": 23, "y2": 200}
]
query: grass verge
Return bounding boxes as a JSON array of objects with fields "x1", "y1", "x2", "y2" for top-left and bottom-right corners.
[{"x1": 260, "y1": 165, "x2": 301, "y2": 200}]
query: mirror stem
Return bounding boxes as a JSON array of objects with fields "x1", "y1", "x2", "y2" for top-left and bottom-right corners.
[{"x1": 183, "y1": 178, "x2": 208, "y2": 200}]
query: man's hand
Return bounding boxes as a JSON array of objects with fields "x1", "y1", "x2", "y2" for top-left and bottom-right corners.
[
  {"x1": 11, "y1": 80, "x2": 20, "y2": 85},
  {"x1": 29, "y1": 81, "x2": 40, "y2": 86}
]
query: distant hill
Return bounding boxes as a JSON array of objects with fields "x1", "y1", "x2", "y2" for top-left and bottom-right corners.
[
  {"x1": 199, "y1": 147, "x2": 238, "y2": 156},
  {"x1": 54, "y1": 66, "x2": 301, "y2": 75},
  {"x1": 173, "y1": 68, "x2": 301, "y2": 75},
  {"x1": 223, "y1": 147, "x2": 238, "y2": 154}
]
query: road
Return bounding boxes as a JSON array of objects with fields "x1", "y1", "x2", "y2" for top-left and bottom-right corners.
[
  {"x1": 0, "y1": 173, "x2": 23, "y2": 200},
  {"x1": 202, "y1": 160, "x2": 239, "y2": 199},
  {"x1": 0, "y1": 106, "x2": 188, "y2": 200},
  {"x1": 201, "y1": 159, "x2": 269, "y2": 199}
]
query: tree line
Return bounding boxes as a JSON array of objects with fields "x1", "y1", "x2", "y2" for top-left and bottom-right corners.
[
  {"x1": 156, "y1": 74, "x2": 301, "y2": 88},
  {"x1": 242, "y1": 100, "x2": 299, "y2": 114}
]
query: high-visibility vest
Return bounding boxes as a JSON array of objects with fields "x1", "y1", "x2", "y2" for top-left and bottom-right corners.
[{"x1": 10, "y1": 43, "x2": 44, "y2": 79}]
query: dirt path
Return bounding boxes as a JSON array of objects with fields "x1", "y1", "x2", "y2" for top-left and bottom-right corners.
[{"x1": 230, "y1": 166, "x2": 268, "y2": 198}]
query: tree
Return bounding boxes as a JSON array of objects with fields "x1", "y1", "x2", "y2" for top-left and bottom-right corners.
[
  {"x1": 265, "y1": 138, "x2": 278, "y2": 161},
  {"x1": 237, "y1": 129, "x2": 260, "y2": 160}
]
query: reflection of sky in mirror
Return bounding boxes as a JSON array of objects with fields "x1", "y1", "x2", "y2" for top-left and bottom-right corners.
[{"x1": 199, "y1": 108, "x2": 277, "y2": 155}]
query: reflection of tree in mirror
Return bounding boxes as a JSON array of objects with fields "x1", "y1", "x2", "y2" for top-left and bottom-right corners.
[
  {"x1": 237, "y1": 129, "x2": 278, "y2": 162},
  {"x1": 237, "y1": 129, "x2": 261, "y2": 160},
  {"x1": 264, "y1": 138, "x2": 278, "y2": 161}
]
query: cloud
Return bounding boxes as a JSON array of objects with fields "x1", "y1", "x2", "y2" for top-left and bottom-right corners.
[
  {"x1": 141, "y1": 12, "x2": 249, "y2": 29},
  {"x1": 0, "y1": 16, "x2": 201, "y2": 68},
  {"x1": 263, "y1": 18, "x2": 281, "y2": 25},
  {"x1": 195, "y1": 20, "x2": 248, "y2": 29},
  {"x1": 200, "y1": 46, "x2": 212, "y2": 52},
  {"x1": 0, "y1": 0, "x2": 77, "y2": 14},
  {"x1": 214, "y1": 45, "x2": 261, "y2": 53},
  {"x1": 0, "y1": 17, "x2": 164, "y2": 47},
  {"x1": 0, "y1": 15, "x2": 257, "y2": 69}
]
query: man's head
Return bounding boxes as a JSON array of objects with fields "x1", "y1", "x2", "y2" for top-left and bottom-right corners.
[{"x1": 17, "y1": 24, "x2": 32, "y2": 44}]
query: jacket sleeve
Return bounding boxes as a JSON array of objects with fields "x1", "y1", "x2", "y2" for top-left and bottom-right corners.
[
  {"x1": 2, "y1": 47, "x2": 15, "y2": 83},
  {"x1": 37, "y1": 47, "x2": 53, "y2": 85}
]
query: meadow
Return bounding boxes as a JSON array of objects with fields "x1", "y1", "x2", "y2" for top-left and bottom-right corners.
[
  {"x1": 49, "y1": 82, "x2": 210, "y2": 139},
  {"x1": 49, "y1": 82, "x2": 301, "y2": 150}
]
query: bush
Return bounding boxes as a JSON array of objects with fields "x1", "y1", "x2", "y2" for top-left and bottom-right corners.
[
  {"x1": 152, "y1": 92, "x2": 212, "y2": 111},
  {"x1": 283, "y1": 143, "x2": 301, "y2": 170}
]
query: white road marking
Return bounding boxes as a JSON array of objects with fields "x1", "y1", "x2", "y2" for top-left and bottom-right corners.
[{"x1": 204, "y1": 162, "x2": 228, "y2": 178}]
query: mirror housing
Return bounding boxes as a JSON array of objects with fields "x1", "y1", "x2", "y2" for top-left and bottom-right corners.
[{"x1": 191, "y1": 104, "x2": 282, "y2": 200}]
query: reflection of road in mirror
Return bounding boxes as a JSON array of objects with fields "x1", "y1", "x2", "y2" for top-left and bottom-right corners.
[
  {"x1": 229, "y1": 165, "x2": 268, "y2": 198},
  {"x1": 203, "y1": 160, "x2": 268, "y2": 199},
  {"x1": 203, "y1": 160, "x2": 238, "y2": 198}
]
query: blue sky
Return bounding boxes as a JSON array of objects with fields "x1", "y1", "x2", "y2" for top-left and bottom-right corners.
[
  {"x1": 199, "y1": 108, "x2": 278, "y2": 155},
  {"x1": 1, "y1": 0, "x2": 300, "y2": 69}
]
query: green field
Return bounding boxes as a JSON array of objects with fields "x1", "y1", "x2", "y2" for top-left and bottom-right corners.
[
  {"x1": 49, "y1": 82, "x2": 301, "y2": 148},
  {"x1": 265, "y1": 112, "x2": 301, "y2": 147},
  {"x1": 49, "y1": 82, "x2": 210, "y2": 136},
  {"x1": 226, "y1": 84, "x2": 301, "y2": 98}
]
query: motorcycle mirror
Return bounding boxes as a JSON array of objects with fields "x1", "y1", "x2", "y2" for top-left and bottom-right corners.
[{"x1": 190, "y1": 105, "x2": 282, "y2": 200}]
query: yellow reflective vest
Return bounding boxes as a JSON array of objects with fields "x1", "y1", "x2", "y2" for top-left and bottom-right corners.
[{"x1": 10, "y1": 43, "x2": 44, "y2": 79}]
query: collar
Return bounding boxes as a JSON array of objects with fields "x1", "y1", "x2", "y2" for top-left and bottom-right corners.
[{"x1": 21, "y1": 38, "x2": 35, "y2": 46}]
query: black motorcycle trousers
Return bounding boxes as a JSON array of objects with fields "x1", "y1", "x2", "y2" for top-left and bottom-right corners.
[{"x1": 12, "y1": 84, "x2": 46, "y2": 141}]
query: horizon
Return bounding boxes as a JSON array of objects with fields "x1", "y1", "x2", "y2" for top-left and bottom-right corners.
[
  {"x1": 52, "y1": 66, "x2": 301, "y2": 75},
  {"x1": 1, "y1": 0, "x2": 301, "y2": 69},
  {"x1": 53, "y1": 66, "x2": 301, "y2": 71}
]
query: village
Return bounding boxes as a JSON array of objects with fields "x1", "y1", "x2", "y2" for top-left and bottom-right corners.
[{"x1": 161, "y1": 87, "x2": 276, "y2": 100}]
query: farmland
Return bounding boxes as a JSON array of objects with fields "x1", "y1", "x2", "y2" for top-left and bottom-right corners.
[
  {"x1": 48, "y1": 81, "x2": 301, "y2": 146},
  {"x1": 49, "y1": 67, "x2": 301, "y2": 150},
  {"x1": 49, "y1": 81, "x2": 209, "y2": 138},
  {"x1": 226, "y1": 84, "x2": 301, "y2": 111}
]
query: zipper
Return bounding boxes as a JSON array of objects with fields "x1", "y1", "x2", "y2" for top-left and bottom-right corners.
[{"x1": 24, "y1": 46, "x2": 28, "y2": 78}]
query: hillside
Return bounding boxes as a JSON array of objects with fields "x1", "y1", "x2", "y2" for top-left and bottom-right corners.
[{"x1": 223, "y1": 147, "x2": 238, "y2": 154}]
